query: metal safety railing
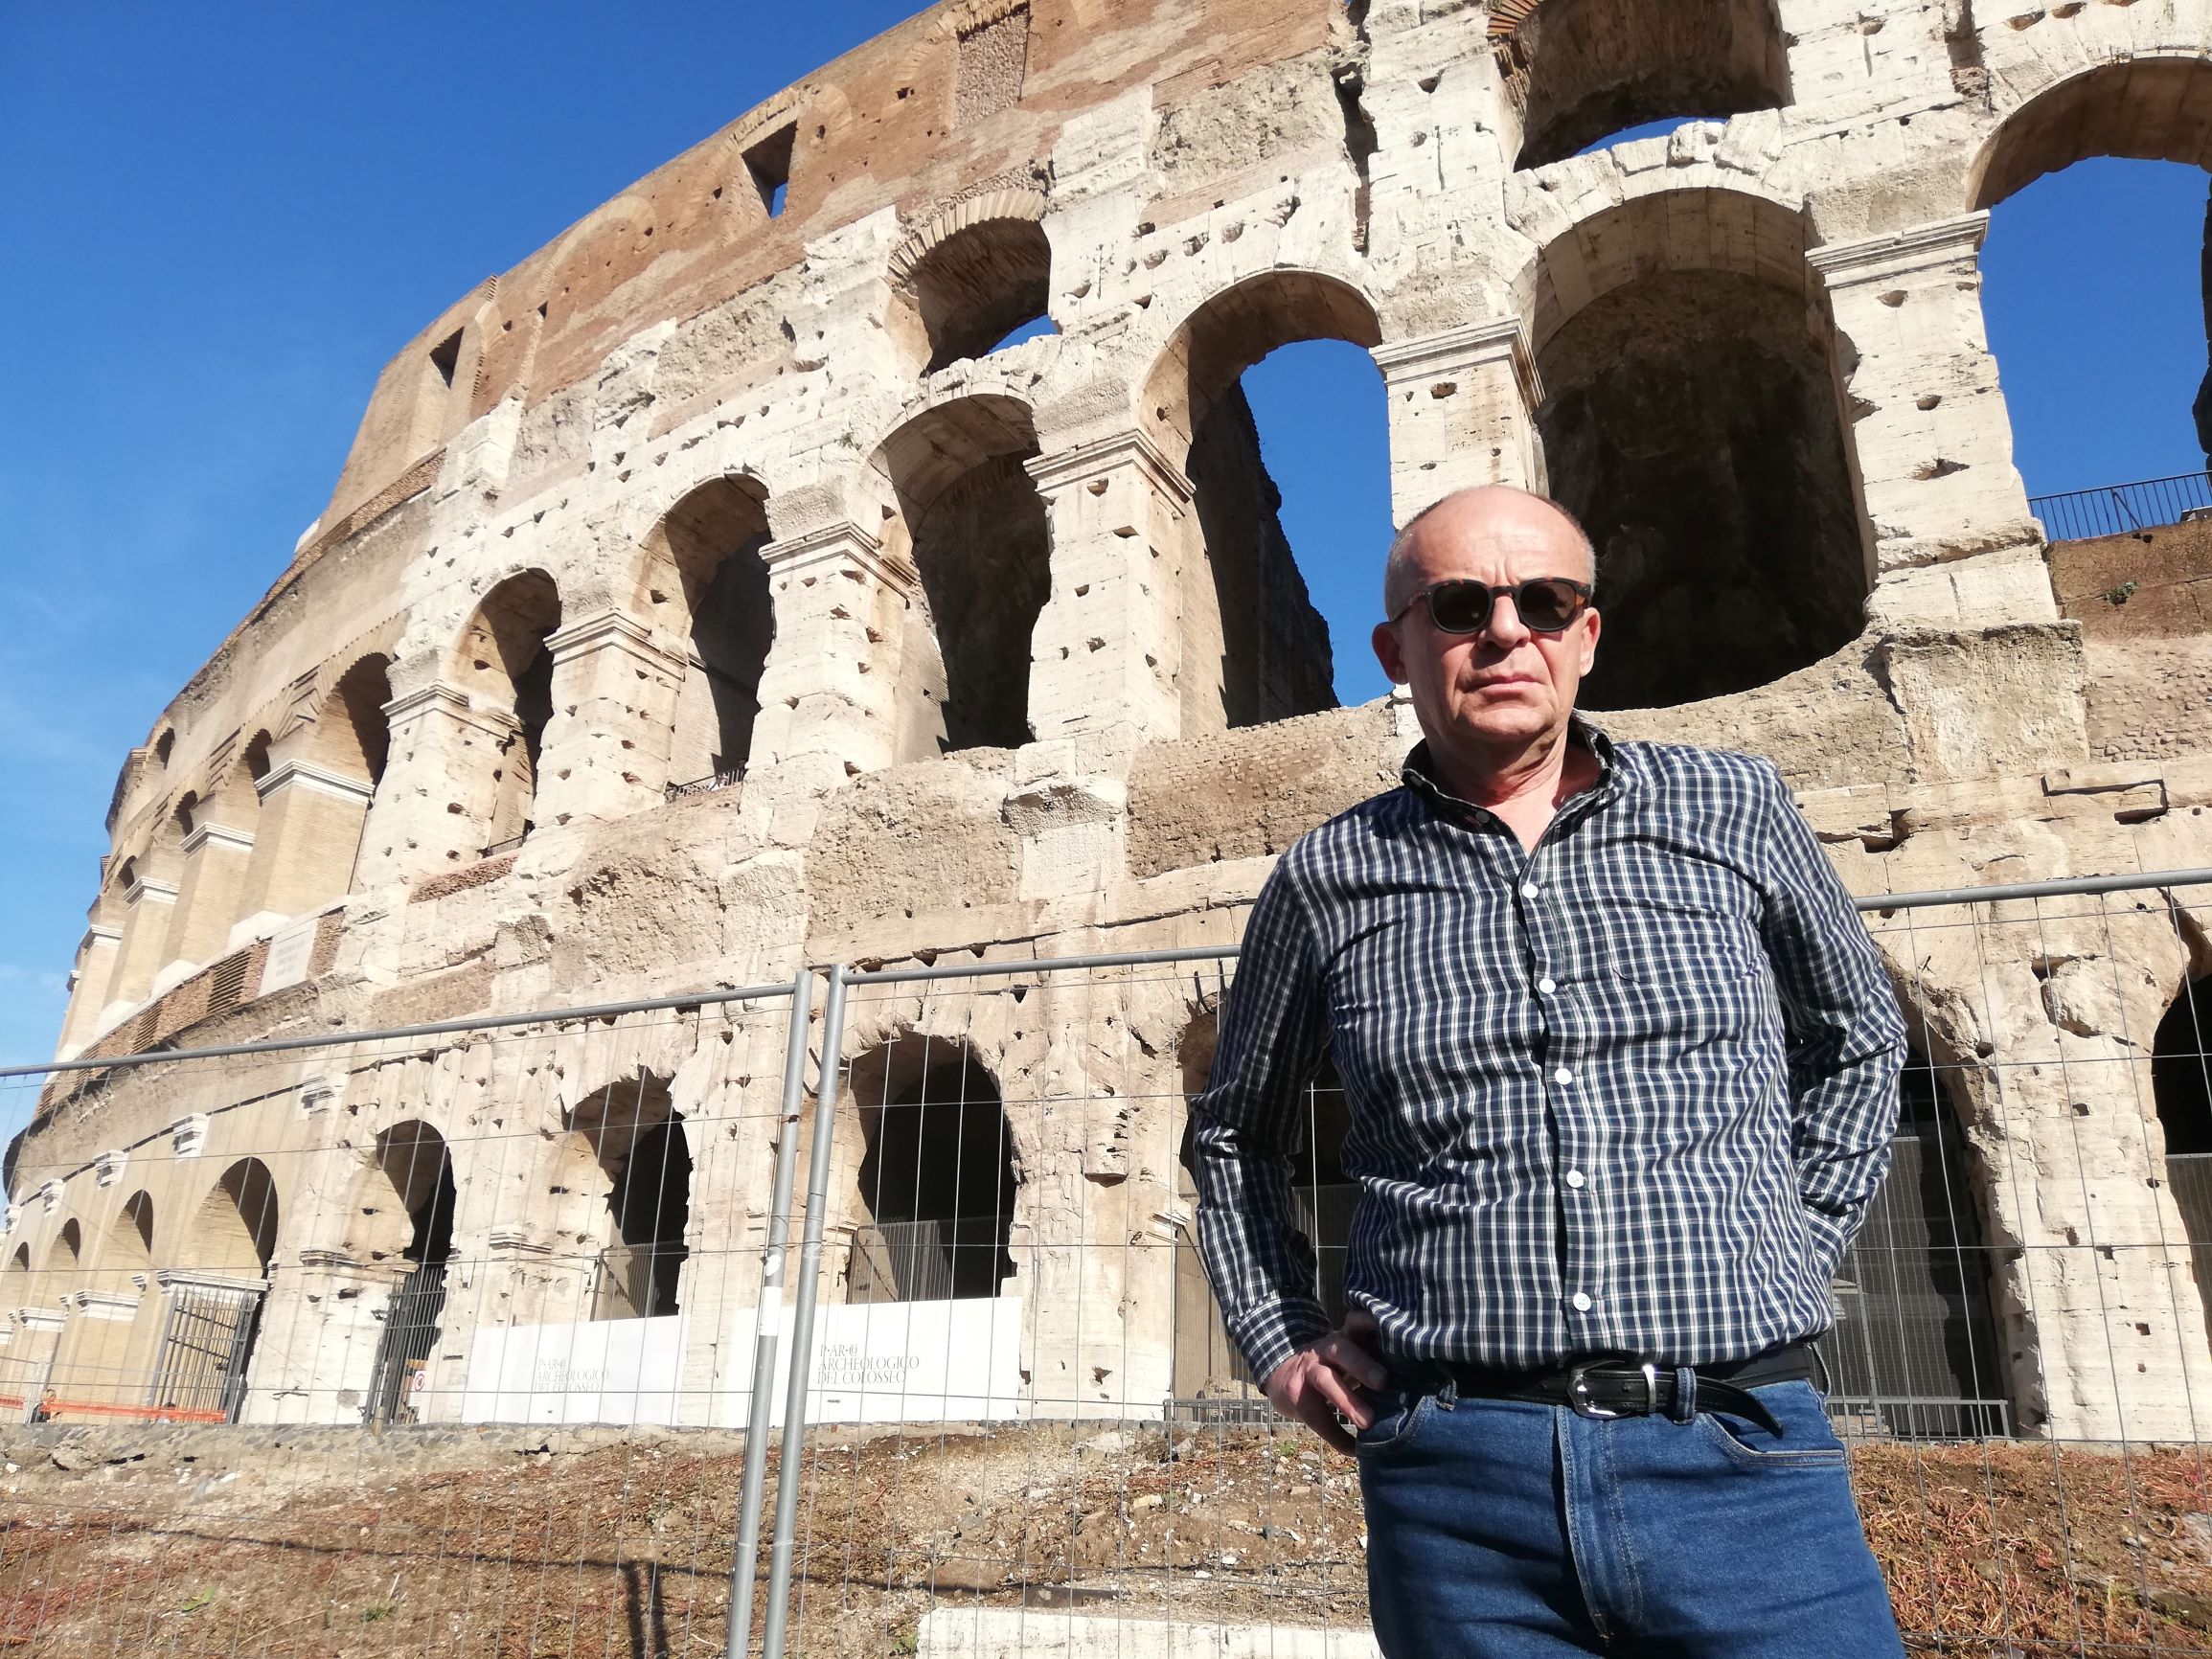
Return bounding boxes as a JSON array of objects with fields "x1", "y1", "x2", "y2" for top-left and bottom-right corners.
[
  {"x1": 2029, "y1": 469, "x2": 2212, "y2": 542},
  {"x1": 3, "y1": 868, "x2": 2212, "y2": 1654}
]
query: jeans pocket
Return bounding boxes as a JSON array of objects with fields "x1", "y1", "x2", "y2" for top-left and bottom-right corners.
[
  {"x1": 1355, "y1": 1390, "x2": 1433, "y2": 1455},
  {"x1": 1695, "y1": 1381, "x2": 1849, "y2": 1469}
]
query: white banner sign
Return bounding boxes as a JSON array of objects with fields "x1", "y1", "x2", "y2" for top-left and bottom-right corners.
[
  {"x1": 718, "y1": 1297, "x2": 1025, "y2": 1427},
  {"x1": 461, "y1": 1316, "x2": 684, "y2": 1425}
]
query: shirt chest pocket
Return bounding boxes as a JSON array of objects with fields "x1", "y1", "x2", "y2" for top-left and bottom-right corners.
[{"x1": 1595, "y1": 895, "x2": 1774, "y2": 1047}]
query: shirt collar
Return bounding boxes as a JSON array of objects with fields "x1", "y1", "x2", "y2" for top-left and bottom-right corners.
[{"x1": 1399, "y1": 715, "x2": 1619, "y2": 820}]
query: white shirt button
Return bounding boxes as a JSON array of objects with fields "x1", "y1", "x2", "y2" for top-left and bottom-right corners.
[
  {"x1": 1521, "y1": 882, "x2": 1540, "y2": 899},
  {"x1": 1565, "y1": 1169, "x2": 1586, "y2": 1189},
  {"x1": 1571, "y1": 1292, "x2": 1593, "y2": 1312},
  {"x1": 1554, "y1": 1067, "x2": 1574, "y2": 1085},
  {"x1": 1538, "y1": 977, "x2": 1557, "y2": 995}
]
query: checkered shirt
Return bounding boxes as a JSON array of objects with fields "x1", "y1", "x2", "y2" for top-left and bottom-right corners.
[{"x1": 1191, "y1": 722, "x2": 1905, "y2": 1384}]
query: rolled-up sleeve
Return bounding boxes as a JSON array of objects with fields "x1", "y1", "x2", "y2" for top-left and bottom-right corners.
[
  {"x1": 1754, "y1": 762, "x2": 1906, "y2": 1282},
  {"x1": 1191, "y1": 860, "x2": 1334, "y2": 1384}
]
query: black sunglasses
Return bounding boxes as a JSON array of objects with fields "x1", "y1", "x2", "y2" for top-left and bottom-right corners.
[{"x1": 1388, "y1": 578, "x2": 1594, "y2": 636}]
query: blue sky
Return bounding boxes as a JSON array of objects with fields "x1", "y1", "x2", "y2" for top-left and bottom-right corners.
[{"x1": 0, "y1": 5, "x2": 2206, "y2": 1082}]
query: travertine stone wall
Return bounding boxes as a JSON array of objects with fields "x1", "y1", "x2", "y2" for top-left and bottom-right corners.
[{"x1": 20, "y1": 0, "x2": 2212, "y2": 1443}]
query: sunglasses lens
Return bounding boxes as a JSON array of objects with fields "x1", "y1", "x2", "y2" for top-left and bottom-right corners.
[
  {"x1": 1515, "y1": 580, "x2": 1584, "y2": 631},
  {"x1": 1425, "y1": 582, "x2": 1494, "y2": 633}
]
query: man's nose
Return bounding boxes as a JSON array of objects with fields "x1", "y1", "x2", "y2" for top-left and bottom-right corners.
[{"x1": 1482, "y1": 591, "x2": 1532, "y2": 648}]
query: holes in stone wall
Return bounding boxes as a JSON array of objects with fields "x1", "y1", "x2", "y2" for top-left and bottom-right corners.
[
  {"x1": 428, "y1": 330, "x2": 463, "y2": 390},
  {"x1": 1497, "y1": 0, "x2": 1790, "y2": 170},
  {"x1": 1530, "y1": 192, "x2": 1863, "y2": 708},
  {"x1": 743, "y1": 123, "x2": 796, "y2": 218}
]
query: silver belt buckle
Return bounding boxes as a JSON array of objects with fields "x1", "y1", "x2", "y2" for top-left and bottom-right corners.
[{"x1": 1566, "y1": 1358, "x2": 1659, "y2": 1420}]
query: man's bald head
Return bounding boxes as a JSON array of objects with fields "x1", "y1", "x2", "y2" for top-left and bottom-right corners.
[{"x1": 1382, "y1": 487, "x2": 1597, "y2": 618}]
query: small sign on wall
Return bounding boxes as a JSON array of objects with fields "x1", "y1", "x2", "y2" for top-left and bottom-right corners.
[{"x1": 258, "y1": 915, "x2": 319, "y2": 997}]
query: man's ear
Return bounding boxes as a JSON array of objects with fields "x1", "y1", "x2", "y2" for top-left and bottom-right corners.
[
  {"x1": 1578, "y1": 607, "x2": 1601, "y2": 675},
  {"x1": 1372, "y1": 621, "x2": 1408, "y2": 687}
]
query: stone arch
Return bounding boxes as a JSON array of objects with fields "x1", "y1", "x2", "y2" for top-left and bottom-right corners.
[
  {"x1": 185, "y1": 1159, "x2": 279, "y2": 1278},
  {"x1": 353, "y1": 1121, "x2": 458, "y2": 1267},
  {"x1": 451, "y1": 569, "x2": 562, "y2": 851},
  {"x1": 48, "y1": 1218, "x2": 82, "y2": 1284},
  {"x1": 1524, "y1": 188, "x2": 1863, "y2": 708},
  {"x1": 887, "y1": 192, "x2": 1053, "y2": 373},
  {"x1": 871, "y1": 393, "x2": 1050, "y2": 755},
  {"x1": 636, "y1": 475, "x2": 775, "y2": 784},
  {"x1": 106, "y1": 1193, "x2": 154, "y2": 1284},
  {"x1": 559, "y1": 1073, "x2": 691, "y2": 1320},
  {"x1": 1141, "y1": 270, "x2": 1378, "y2": 731},
  {"x1": 1494, "y1": 0, "x2": 1792, "y2": 169},
  {"x1": 316, "y1": 653, "x2": 395, "y2": 789},
  {"x1": 152, "y1": 729, "x2": 174, "y2": 769},
  {"x1": 2152, "y1": 972, "x2": 2212, "y2": 1339},
  {"x1": 838, "y1": 1034, "x2": 1017, "y2": 1303},
  {"x1": 1969, "y1": 57, "x2": 2212, "y2": 212}
]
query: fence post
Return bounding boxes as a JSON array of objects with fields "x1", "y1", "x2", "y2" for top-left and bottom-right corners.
[
  {"x1": 761, "y1": 962, "x2": 849, "y2": 1659},
  {"x1": 723, "y1": 969, "x2": 815, "y2": 1659}
]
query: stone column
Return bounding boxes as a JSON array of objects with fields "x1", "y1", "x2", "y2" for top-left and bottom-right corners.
[
  {"x1": 1372, "y1": 320, "x2": 1545, "y2": 522},
  {"x1": 50, "y1": 1288, "x2": 142, "y2": 1408},
  {"x1": 250, "y1": 1249, "x2": 407, "y2": 1425},
  {"x1": 159, "y1": 822, "x2": 258, "y2": 975},
  {"x1": 3, "y1": 1307, "x2": 65, "y2": 1419},
  {"x1": 1808, "y1": 214, "x2": 2056, "y2": 629},
  {"x1": 747, "y1": 522, "x2": 921, "y2": 785},
  {"x1": 531, "y1": 609, "x2": 686, "y2": 829},
  {"x1": 106, "y1": 875, "x2": 179, "y2": 1009},
  {"x1": 232, "y1": 761, "x2": 374, "y2": 932},
  {"x1": 353, "y1": 685, "x2": 512, "y2": 886},
  {"x1": 1024, "y1": 432, "x2": 1193, "y2": 750},
  {"x1": 55, "y1": 925, "x2": 122, "y2": 1058}
]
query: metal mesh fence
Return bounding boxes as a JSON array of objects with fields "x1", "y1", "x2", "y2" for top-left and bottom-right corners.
[{"x1": 0, "y1": 875, "x2": 2209, "y2": 1652}]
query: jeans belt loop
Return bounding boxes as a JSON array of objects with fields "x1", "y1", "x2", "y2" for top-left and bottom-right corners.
[
  {"x1": 1437, "y1": 1375, "x2": 1459, "y2": 1410},
  {"x1": 1671, "y1": 1365, "x2": 1698, "y2": 1424}
]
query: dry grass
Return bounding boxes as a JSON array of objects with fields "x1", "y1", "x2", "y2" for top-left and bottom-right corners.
[{"x1": 0, "y1": 1427, "x2": 2202, "y2": 1656}]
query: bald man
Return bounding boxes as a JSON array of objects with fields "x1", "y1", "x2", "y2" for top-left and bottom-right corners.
[{"x1": 1192, "y1": 488, "x2": 1905, "y2": 1657}]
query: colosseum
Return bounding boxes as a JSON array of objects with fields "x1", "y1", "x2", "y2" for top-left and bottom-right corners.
[{"x1": 9, "y1": 0, "x2": 2212, "y2": 1452}]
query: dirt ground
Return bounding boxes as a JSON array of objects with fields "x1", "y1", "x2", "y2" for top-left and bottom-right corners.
[{"x1": 0, "y1": 1422, "x2": 2203, "y2": 1657}]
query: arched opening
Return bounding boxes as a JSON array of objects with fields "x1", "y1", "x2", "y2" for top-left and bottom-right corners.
[
  {"x1": 150, "y1": 1160, "x2": 274, "y2": 1422},
  {"x1": 453, "y1": 571, "x2": 561, "y2": 852},
  {"x1": 874, "y1": 396, "x2": 1051, "y2": 755},
  {"x1": 1816, "y1": 1047, "x2": 2008, "y2": 1437},
  {"x1": 187, "y1": 1159, "x2": 278, "y2": 1277},
  {"x1": 152, "y1": 730, "x2": 174, "y2": 769},
  {"x1": 640, "y1": 477, "x2": 774, "y2": 787},
  {"x1": 843, "y1": 1038, "x2": 1016, "y2": 1304},
  {"x1": 2153, "y1": 973, "x2": 2212, "y2": 1341},
  {"x1": 326, "y1": 654, "x2": 394, "y2": 790},
  {"x1": 362, "y1": 1122, "x2": 456, "y2": 1424},
  {"x1": 890, "y1": 212, "x2": 1055, "y2": 373},
  {"x1": 50, "y1": 1219, "x2": 81, "y2": 1288},
  {"x1": 562, "y1": 1076, "x2": 690, "y2": 1321},
  {"x1": 107, "y1": 1193, "x2": 154, "y2": 1282},
  {"x1": 1494, "y1": 0, "x2": 1791, "y2": 170},
  {"x1": 1145, "y1": 271, "x2": 1381, "y2": 730},
  {"x1": 1530, "y1": 191, "x2": 1864, "y2": 708}
]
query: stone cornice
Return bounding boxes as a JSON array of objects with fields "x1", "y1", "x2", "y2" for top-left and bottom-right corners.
[
  {"x1": 153, "y1": 1269, "x2": 268, "y2": 1300},
  {"x1": 761, "y1": 521, "x2": 919, "y2": 595},
  {"x1": 1024, "y1": 429, "x2": 1194, "y2": 503},
  {"x1": 13, "y1": 1307, "x2": 64, "y2": 1332},
  {"x1": 182, "y1": 822, "x2": 257, "y2": 856},
  {"x1": 68, "y1": 1288, "x2": 139, "y2": 1321},
  {"x1": 81, "y1": 925, "x2": 123, "y2": 949},
  {"x1": 1372, "y1": 318, "x2": 1544, "y2": 409},
  {"x1": 1808, "y1": 213, "x2": 1989, "y2": 288},
  {"x1": 380, "y1": 683, "x2": 471, "y2": 726},
  {"x1": 125, "y1": 877, "x2": 179, "y2": 906},
  {"x1": 545, "y1": 608, "x2": 664, "y2": 663},
  {"x1": 255, "y1": 759, "x2": 376, "y2": 806}
]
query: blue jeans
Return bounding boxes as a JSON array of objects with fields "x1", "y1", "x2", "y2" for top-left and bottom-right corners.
[{"x1": 1356, "y1": 1379, "x2": 1903, "y2": 1657}]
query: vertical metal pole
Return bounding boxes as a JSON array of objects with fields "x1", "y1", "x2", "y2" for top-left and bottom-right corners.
[
  {"x1": 723, "y1": 970, "x2": 814, "y2": 1659},
  {"x1": 761, "y1": 963, "x2": 848, "y2": 1659}
]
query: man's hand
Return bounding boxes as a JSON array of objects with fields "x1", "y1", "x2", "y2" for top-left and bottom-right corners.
[{"x1": 1264, "y1": 1311, "x2": 1388, "y2": 1455}]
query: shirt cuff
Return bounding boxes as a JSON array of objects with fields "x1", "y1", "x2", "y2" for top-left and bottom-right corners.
[{"x1": 1227, "y1": 1296, "x2": 1336, "y2": 1385}]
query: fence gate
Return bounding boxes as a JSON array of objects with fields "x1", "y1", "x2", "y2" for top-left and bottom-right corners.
[
  {"x1": 148, "y1": 1279, "x2": 264, "y2": 1421},
  {"x1": 364, "y1": 1262, "x2": 447, "y2": 1425}
]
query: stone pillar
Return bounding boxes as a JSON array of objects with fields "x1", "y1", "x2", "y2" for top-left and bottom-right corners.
[
  {"x1": 1024, "y1": 432, "x2": 1193, "y2": 750},
  {"x1": 353, "y1": 685, "x2": 512, "y2": 886},
  {"x1": 55, "y1": 925, "x2": 122, "y2": 1058},
  {"x1": 49, "y1": 1288, "x2": 143, "y2": 1408},
  {"x1": 159, "y1": 823, "x2": 257, "y2": 975},
  {"x1": 748, "y1": 523, "x2": 921, "y2": 784},
  {"x1": 531, "y1": 609, "x2": 686, "y2": 829},
  {"x1": 232, "y1": 761, "x2": 374, "y2": 932},
  {"x1": 1809, "y1": 214, "x2": 2056, "y2": 629},
  {"x1": 3, "y1": 1307, "x2": 65, "y2": 1420},
  {"x1": 1373, "y1": 320, "x2": 1545, "y2": 523},
  {"x1": 106, "y1": 875, "x2": 179, "y2": 1009},
  {"x1": 247, "y1": 1249, "x2": 406, "y2": 1425}
]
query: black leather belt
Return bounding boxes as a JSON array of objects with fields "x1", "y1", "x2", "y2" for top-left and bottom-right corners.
[{"x1": 1396, "y1": 1343, "x2": 1816, "y2": 1440}]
